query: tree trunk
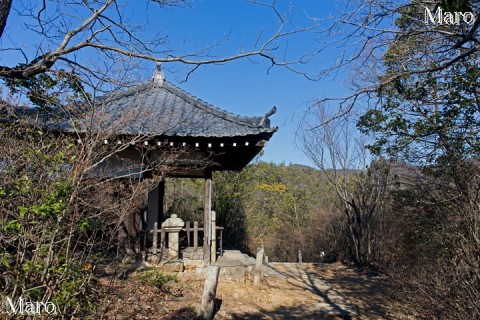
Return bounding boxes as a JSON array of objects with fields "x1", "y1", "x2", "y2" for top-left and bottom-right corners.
[{"x1": 0, "y1": 0, "x2": 12, "y2": 38}]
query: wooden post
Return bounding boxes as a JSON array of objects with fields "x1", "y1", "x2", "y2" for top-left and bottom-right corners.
[
  {"x1": 143, "y1": 209, "x2": 148, "y2": 249},
  {"x1": 254, "y1": 247, "x2": 264, "y2": 284},
  {"x1": 203, "y1": 171, "x2": 212, "y2": 264},
  {"x1": 194, "y1": 221, "x2": 199, "y2": 250},
  {"x1": 219, "y1": 228, "x2": 223, "y2": 256},
  {"x1": 153, "y1": 222, "x2": 158, "y2": 255},
  {"x1": 159, "y1": 180, "x2": 165, "y2": 222},
  {"x1": 160, "y1": 225, "x2": 165, "y2": 253},
  {"x1": 298, "y1": 250, "x2": 303, "y2": 263},
  {"x1": 158, "y1": 225, "x2": 165, "y2": 260},
  {"x1": 211, "y1": 211, "x2": 216, "y2": 263},
  {"x1": 199, "y1": 265, "x2": 220, "y2": 320},
  {"x1": 186, "y1": 221, "x2": 191, "y2": 247}
]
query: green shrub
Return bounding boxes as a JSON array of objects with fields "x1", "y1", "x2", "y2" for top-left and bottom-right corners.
[{"x1": 136, "y1": 269, "x2": 178, "y2": 292}]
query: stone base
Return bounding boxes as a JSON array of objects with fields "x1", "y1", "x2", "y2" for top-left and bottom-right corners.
[
  {"x1": 184, "y1": 259, "x2": 205, "y2": 269},
  {"x1": 219, "y1": 265, "x2": 251, "y2": 281},
  {"x1": 214, "y1": 250, "x2": 259, "y2": 282},
  {"x1": 145, "y1": 247, "x2": 168, "y2": 264},
  {"x1": 148, "y1": 254, "x2": 161, "y2": 264},
  {"x1": 182, "y1": 247, "x2": 205, "y2": 269},
  {"x1": 182, "y1": 247, "x2": 204, "y2": 260},
  {"x1": 161, "y1": 260, "x2": 184, "y2": 273}
]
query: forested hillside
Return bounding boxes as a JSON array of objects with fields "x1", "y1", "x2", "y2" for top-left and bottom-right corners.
[
  {"x1": 167, "y1": 155, "x2": 479, "y2": 318},
  {"x1": 166, "y1": 162, "x2": 345, "y2": 262}
]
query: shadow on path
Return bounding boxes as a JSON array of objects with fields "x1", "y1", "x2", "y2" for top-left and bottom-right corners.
[
  {"x1": 227, "y1": 304, "x2": 353, "y2": 320},
  {"x1": 261, "y1": 263, "x2": 355, "y2": 318}
]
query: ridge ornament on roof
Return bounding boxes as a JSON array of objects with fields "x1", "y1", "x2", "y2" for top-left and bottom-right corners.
[{"x1": 153, "y1": 62, "x2": 165, "y2": 87}]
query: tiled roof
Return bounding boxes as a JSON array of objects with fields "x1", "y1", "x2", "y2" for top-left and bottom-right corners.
[{"x1": 72, "y1": 74, "x2": 278, "y2": 138}]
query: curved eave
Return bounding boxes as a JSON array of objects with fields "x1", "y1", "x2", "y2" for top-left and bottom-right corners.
[{"x1": 84, "y1": 79, "x2": 277, "y2": 138}]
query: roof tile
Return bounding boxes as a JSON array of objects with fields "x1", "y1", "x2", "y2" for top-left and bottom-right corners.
[{"x1": 82, "y1": 79, "x2": 278, "y2": 138}]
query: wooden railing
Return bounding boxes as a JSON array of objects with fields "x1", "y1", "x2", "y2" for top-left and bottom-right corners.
[
  {"x1": 182, "y1": 221, "x2": 224, "y2": 256},
  {"x1": 149, "y1": 221, "x2": 224, "y2": 259}
]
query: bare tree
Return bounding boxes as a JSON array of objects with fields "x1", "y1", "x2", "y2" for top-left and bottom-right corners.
[
  {"x1": 300, "y1": 2, "x2": 479, "y2": 315},
  {"x1": 300, "y1": 106, "x2": 389, "y2": 265},
  {"x1": 0, "y1": 0, "x2": 315, "y2": 84},
  {"x1": 309, "y1": 0, "x2": 480, "y2": 115}
]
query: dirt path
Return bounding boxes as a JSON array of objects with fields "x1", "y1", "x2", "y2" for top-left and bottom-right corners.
[
  {"x1": 100, "y1": 261, "x2": 399, "y2": 319},
  {"x1": 215, "y1": 264, "x2": 354, "y2": 319},
  {"x1": 213, "y1": 262, "x2": 390, "y2": 319}
]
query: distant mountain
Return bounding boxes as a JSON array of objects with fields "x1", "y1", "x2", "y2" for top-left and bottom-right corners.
[{"x1": 288, "y1": 163, "x2": 317, "y2": 170}]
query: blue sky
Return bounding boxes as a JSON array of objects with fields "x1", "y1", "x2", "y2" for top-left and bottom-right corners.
[
  {"x1": 144, "y1": 0, "x2": 351, "y2": 166},
  {"x1": 1, "y1": 0, "x2": 354, "y2": 166}
]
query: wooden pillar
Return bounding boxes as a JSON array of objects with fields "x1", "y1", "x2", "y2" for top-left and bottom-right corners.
[
  {"x1": 203, "y1": 170, "x2": 212, "y2": 265},
  {"x1": 158, "y1": 180, "x2": 165, "y2": 222},
  {"x1": 147, "y1": 182, "x2": 164, "y2": 240},
  {"x1": 147, "y1": 188, "x2": 157, "y2": 232},
  {"x1": 186, "y1": 221, "x2": 191, "y2": 247}
]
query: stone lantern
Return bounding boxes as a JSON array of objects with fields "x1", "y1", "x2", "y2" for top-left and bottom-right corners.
[{"x1": 162, "y1": 214, "x2": 185, "y2": 260}]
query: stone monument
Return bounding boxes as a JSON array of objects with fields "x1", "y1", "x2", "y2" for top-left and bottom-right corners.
[{"x1": 162, "y1": 214, "x2": 184, "y2": 260}]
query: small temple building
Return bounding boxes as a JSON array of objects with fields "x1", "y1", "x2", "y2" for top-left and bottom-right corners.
[{"x1": 58, "y1": 65, "x2": 278, "y2": 265}]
